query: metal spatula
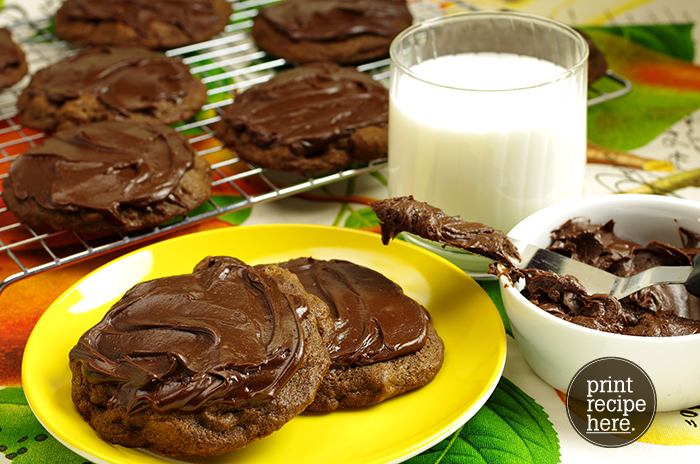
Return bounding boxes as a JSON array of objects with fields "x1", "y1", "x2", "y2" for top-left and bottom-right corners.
[{"x1": 508, "y1": 237, "x2": 700, "y2": 299}]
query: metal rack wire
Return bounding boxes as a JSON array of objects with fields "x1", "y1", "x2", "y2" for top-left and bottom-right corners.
[
  {"x1": 588, "y1": 70, "x2": 632, "y2": 106},
  {"x1": 0, "y1": 0, "x2": 396, "y2": 292},
  {"x1": 0, "y1": 0, "x2": 632, "y2": 292}
]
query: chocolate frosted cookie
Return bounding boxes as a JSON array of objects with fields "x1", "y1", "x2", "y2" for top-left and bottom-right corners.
[
  {"x1": 0, "y1": 28, "x2": 27, "y2": 90},
  {"x1": 252, "y1": 0, "x2": 413, "y2": 64},
  {"x1": 17, "y1": 47, "x2": 208, "y2": 131},
  {"x1": 218, "y1": 62, "x2": 388, "y2": 173},
  {"x1": 277, "y1": 257, "x2": 444, "y2": 412},
  {"x1": 2, "y1": 120, "x2": 212, "y2": 235},
  {"x1": 54, "y1": 0, "x2": 232, "y2": 49},
  {"x1": 69, "y1": 256, "x2": 334, "y2": 456}
]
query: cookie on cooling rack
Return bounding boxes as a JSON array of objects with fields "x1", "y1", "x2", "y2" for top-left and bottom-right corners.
[
  {"x1": 69, "y1": 256, "x2": 334, "y2": 457},
  {"x1": 0, "y1": 28, "x2": 27, "y2": 90},
  {"x1": 217, "y1": 62, "x2": 388, "y2": 173},
  {"x1": 17, "y1": 46, "x2": 208, "y2": 132},
  {"x1": 54, "y1": 0, "x2": 232, "y2": 49},
  {"x1": 276, "y1": 257, "x2": 444, "y2": 412},
  {"x1": 251, "y1": 0, "x2": 413, "y2": 65},
  {"x1": 2, "y1": 120, "x2": 212, "y2": 236}
]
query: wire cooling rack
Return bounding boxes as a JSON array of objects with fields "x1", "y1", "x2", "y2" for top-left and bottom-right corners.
[
  {"x1": 0, "y1": 0, "x2": 396, "y2": 291},
  {"x1": 0, "y1": 0, "x2": 631, "y2": 292}
]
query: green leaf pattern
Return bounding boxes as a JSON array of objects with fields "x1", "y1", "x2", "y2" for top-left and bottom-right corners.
[
  {"x1": 0, "y1": 388, "x2": 92, "y2": 464},
  {"x1": 406, "y1": 378, "x2": 559, "y2": 464}
]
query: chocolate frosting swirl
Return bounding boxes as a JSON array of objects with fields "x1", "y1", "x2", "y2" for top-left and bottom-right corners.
[
  {"x1": 8, "y1": 121, "x2": 194, "y2": 222},
  {"x1": 278, "y1": 257, "x2": 429, "y2": 366},
  {"x1": 222, "y1": 62, "x2": 388, "y2": 156},
  {"x1": 371, "y1": 196, "x2": 521, "y2": 267},
  {"x1": 497, "y1": 218, "x2": 700, "y2": 337},
  {"x1": 69, "y1": 256, "x2": 309, "y2": 412},
  {"x1": 259, "y1": 0, "x2": 413, "y2": 41},
  {"x1": 23, "y1": 47, "x2": 198, "y2": 115},
  {"x1": 58, "y1": 0, "x2": 226, "y2": 41}
]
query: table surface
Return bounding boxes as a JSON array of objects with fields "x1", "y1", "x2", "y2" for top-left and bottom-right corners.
[{"x1": 2, "y1": 1, "x2": 700, "y2": 463}]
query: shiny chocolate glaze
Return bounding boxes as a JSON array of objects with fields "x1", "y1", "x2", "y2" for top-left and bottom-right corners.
[
  {"x1": 278, "y1": 257, "x2": 428, "y2": 366},
  {"x1": 499, "y1": 218, "x2": 700, "y2": 337},
  {"x1": 371, "y1": 195, "x2": 520, "y2": 267},
  {"x1": 23, "y1": 47, "x2": 198, "y2": 114},
  {"x1": 58, "y1": 0, "x2": 226, "y2": 41},
  {"x1": 69, "y1": 256, "x2": 309, "y2": 412},
  {"x1": 8, "y1": 121, "x2": 194, "y2": 222},
  {"x1": 221, "y1": 62, "x2": 388, "y2": 157},
  {"x1": 258, "y1": 0, "x2": 412, "y2": 41}
]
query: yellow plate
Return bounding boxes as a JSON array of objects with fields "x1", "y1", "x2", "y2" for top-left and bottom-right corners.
[{"x1": 22, "y1": 224, "x2": 506, "y2": 464}]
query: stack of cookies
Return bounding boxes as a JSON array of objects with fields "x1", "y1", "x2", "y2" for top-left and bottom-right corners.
[{"x1": 69, "y1": 255, "x2": 445, "y2": 456}]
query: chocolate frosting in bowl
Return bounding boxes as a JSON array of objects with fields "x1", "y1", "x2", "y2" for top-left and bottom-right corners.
[
  {"x1": 499, "y1": 218, "x2": 700, "y2": 337},
  {"x1": 69, "y1": 256, "x2": 310, "y2": 413},
  {"x1": 277, "y1": 257, "x2": 429, "y2": 366},
  {"x1": 7, "y1": 121, "x2": 195, "y2": 222},
  {"x1": 371, "y1": 196, "x2": 700, "y2": 337},
  {"x1": 258, "y1": 0, "x2": 413, "y2": 41}
]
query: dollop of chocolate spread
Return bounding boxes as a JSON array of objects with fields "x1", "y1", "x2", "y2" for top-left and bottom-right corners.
[
  {"x1": 58, "y1": 0, "x2": 225, "y2": 41},
  {"x1": 69, "y1": 256, "x2": 309, "y2": 412},
  {"x1": 258, "y1": 0, "x2": 413, "y2": 41},
  {"x1": 24, "y1": 47, "x2": 197, "y2": 115},
  {"x1": 372, "y1": 196, "x2": 700, "y2": 337},
  {"x1": 497, "y1": 218, "x2": 700, "y2": 337},
  {"x1": 8, "y1": 121, "x2": 194, "y2": 222},
  {"x1": 221, "y1": 62, "x2": 388, "y2": 157},
  {"x1": 370, "y1": 196, "x2": 520, "y2": 267},
  {"x1": 277, "y1": 257, "x2": 429, "y2": 366},
  {"x1": 0, "y1": 28, "x2": 23, "y2": 70}
]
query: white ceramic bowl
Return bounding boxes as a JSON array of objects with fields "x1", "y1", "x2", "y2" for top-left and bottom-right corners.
[{"x1": 499, "y1": 194, "x2": 700, "y2": 412}]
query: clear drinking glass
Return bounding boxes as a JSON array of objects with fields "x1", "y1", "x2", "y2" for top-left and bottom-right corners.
[{"x1": 388, "y1": 11, "x2": 589, "y2": 273}]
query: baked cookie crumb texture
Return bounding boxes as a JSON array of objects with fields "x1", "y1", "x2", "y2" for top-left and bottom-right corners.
[
  {"x1": 2, "y1": 120, "x2": 212, "y2": 236},
  {"x1": 69, "y1": 256, "x2": 333, "y2": 457},
  {"x1": 252, "y1": 0, "x2": 413, "y2": 64},
  {"x1": 54, "y1": 0, "x2": 233, "y2": 49},
  {"x1": 218, "y1": 62, "x2": 389, "y2": 173}
]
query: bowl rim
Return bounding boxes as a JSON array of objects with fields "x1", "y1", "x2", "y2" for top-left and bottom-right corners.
[
  {"x1": 509, "y1": 194, "x2": 700, "y2": 244},
  {"x1": 500, "y1": 193, "x2": 700, "y2": 342}
]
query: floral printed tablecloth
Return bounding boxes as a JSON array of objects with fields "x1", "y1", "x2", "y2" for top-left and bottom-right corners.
[{"x1": 3, "y1": 1, "x2": 700, "y2": 463}]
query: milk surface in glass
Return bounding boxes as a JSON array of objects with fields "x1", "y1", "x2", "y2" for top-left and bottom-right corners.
[{"x1": 388, "y1": 52, "x2": 587, "y2": 233}]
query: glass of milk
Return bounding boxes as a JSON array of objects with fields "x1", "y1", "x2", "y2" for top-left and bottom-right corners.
[{"x1": 388, "y1": 11, "x2": 589, "y2": 274}]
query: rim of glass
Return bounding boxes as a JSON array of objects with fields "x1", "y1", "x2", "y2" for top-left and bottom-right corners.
[{"x1": 389, "y1": 11, "x2": 590, "y2": 92}]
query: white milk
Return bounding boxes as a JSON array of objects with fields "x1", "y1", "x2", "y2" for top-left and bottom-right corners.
[{"x1": 388, "y1": 52, "x2": 587, "y2": 233}]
